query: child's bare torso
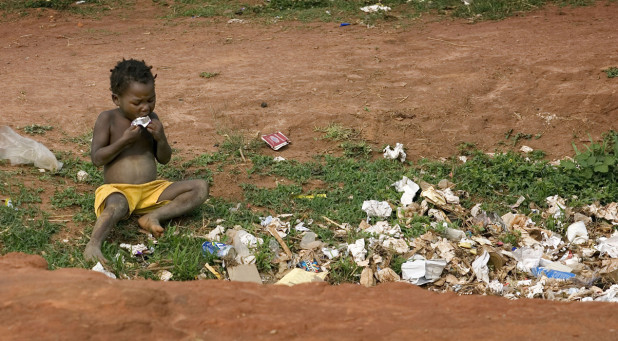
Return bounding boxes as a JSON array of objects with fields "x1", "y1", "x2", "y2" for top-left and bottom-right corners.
[{"x1": 101, "y1": 110, "x2": 157, "y2": 184}]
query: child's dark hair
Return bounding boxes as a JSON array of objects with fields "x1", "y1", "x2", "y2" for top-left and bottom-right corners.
[{"x1": 109, "y1": 59, "x2": 156, "y2": 95}]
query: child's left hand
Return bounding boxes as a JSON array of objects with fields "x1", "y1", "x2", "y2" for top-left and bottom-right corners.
[{"x1": 146, "y1": 118, "x2": 166, "y2": 142}]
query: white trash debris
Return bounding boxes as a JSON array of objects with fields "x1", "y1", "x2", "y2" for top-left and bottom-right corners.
[
  {"x1": 566, "y1": 221, "x2": 589, "y2": 245},
  {"x1": 472, "y1": 251, "x2": 490, "y2": 283},
  {"x1": 77, "y1": 170, "x2": 89, "y2": 182},
  {"x1": 362, "y1": 200, "x2": 392, "y2": 220},
  {"x1": 207, "y1": 225, "x2": 226, "y2": 241},
  {"x1": 401, "y1": 255, "x2": 447, "y2": 285},
  {"x1": 360, "y1": 4, "x2": 391, "y2": 13},
  {"x1": 520, "y1": 145, "x2": 534, "y2": 153},
  {"x1": 119, "y1": 243, "x2": 151, "y2": 256},
  {"x1": 391, "y1": 176, "x2": 419, "y2": 206},
  {"x1": 0, "y1": 126, "x2": 63, "y2": 171},
  {"x1": 92, "y1": 262, "x2": 116, "y2": 279},
  {"x1": 383, "y1": 143, "x2": 406, "y2": 162},
  {"x1": 347, "y1": 239, "x2": 368, "y2": 266}
]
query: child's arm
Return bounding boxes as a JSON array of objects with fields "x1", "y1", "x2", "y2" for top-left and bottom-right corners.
[
  {"x1": 91, "y1": 111, "x2": 141, "y2": 167},
  {"x1": 146, "y1": 113, "x2": 172, "y2": 164}
]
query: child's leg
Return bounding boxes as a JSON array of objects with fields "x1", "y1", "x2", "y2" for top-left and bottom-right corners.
[
  {"x1": 138, "y1": 179, "x2": 209, "y2": 237},
  {"x1": 84, "y1": 193, "x2": 129, "y2": 262}
]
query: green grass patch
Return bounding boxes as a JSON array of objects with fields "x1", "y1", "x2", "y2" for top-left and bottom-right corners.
[
  {"x1": 1, "y1": 129, "x2": 617, "y2": 283},
  {"x1": 603, "y1": 67, "x2": 618, "y2": 78}
]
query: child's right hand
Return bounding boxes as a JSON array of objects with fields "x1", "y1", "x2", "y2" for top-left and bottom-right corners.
[{"x1": 122, "y1": 125, "x2": 142, "y2": 144}]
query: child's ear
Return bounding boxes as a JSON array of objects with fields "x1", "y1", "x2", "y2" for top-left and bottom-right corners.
[{"x1": 111, "y1": 93, "x2": 120, "y2": 106}]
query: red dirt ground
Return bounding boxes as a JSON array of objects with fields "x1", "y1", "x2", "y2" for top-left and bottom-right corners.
[{"x1": 1, "y1": 1, "x2": 617, "y2": 339}]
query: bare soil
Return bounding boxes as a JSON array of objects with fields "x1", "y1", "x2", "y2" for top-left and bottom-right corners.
[{"x1": 1, "y1": 1, "x2": 617, "y2": 338}]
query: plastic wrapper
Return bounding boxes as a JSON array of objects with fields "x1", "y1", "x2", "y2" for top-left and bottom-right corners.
[
  {"x1": 0, "y1": 126, "x2": 62, "y2": 171},
  {"x1": 202, "y1": 241, "x2": 236, "y2": 258},
  {"x1": 566, "y1": 221, "x2": 589, "y2": 245},
  {"x1": 131, "y1": 116, "x2": 151, "y2": 127}
]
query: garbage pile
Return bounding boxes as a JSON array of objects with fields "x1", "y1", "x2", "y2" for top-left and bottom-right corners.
[{"x1": 190, "y1": 174, "x2": 618, "y2": 302}]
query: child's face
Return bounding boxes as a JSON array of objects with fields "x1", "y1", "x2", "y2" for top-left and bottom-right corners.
[{"x1": 113, "y1": 81, "x2": 156, "y2": 120}]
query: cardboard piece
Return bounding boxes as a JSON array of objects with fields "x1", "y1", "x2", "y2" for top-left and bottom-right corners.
[
  {"x1": 227, "y1": 264, "x2": 262, "y2": 284},
  {"x1": 275, "y1": 268, "x2": 328, "y2": 286}
]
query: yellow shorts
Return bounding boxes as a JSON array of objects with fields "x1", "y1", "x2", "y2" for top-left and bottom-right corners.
[{"x1": 94, "y1": 180, "x2": 173, "y2": 218}]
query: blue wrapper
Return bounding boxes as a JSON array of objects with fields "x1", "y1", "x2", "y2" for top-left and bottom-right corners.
[
  {"x1": 531, "y1": 267, "x2": 576, "y2": 280},
  {"x1": 202, "y1": 241, "x2": 235, "y2": 258},
  {"x1": 298, "y1": 260, "x2": 321, "y2": 273}
]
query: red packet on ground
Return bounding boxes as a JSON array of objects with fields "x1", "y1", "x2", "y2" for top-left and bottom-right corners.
[{"x1": 261, "y1": 132, "x2": 290, "y2": 150}]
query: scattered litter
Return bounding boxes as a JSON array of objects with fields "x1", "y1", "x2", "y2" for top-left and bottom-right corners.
[
  {"x1": 227, "y1": 264, "x2": 262, "y2": 284},
  {"x1": 361, "y1": 200, "x2": 392, "y2": 220},
  {"x1": 348, "y1": 239, "x2": 368, "y2": 266},
  {"x1": 298, "y1": 259, "x2": 321, "y2": 273},
  {"x1": 203, "y1": 263, "x2": 222, "y2": 279},
  {"x1": 206, "y1": 225, "x2": 226, "y2": 241},
  {"x1": 596, "y1": 234, "x2": 618, "y2": 258},
  {"x1": 119, "y1": 243, "x2": 152, "y2": 256},
  {"x1": 92, "y1": 262, "x2": 116, "y2": 279},
  {"x1": 360, "y1": 4, "x2": 391, "y2": 13},
  {"x1": 2, "y1": 197, "x2": 14, "y2": 208},
  {"x1": 0, "y1": 126, "x2": 63, "y2": 171},
  {"x1": 158, "y1": 270, "x2": 173, "y2": 281},
  {"x1": 520, "y1": 145, "x2": 533, "y2": 153},
  {"x1": 202, "y1": 241, "x2": 236, "y2": 259},
  {"x1": 472, "y1": 251, "x2": 490, "y2": 283},
  {"x1": 321, "y1": 247, "x2": 340, "y2": 259},
  {"x1": 391, "y1": 176, "x2": 419, "y2": 206},
  {"x1": 261, "y1": 132, "x2": 290, "y2": 150},
  {"x1": 227, "y1": 18, "x2": 246, "y2": 24},
  {"x1": 566, "y1": 221, "x2": 589, "y2": 245},
  {"x1": 340, "y1": 23, "x2": 350, "y2": 27},
  {"x1": 273, "y1": 156, "x2": 286, "y2": 162},
  {"x1": 531, "y1": 267, "x2": 576, "y2": 280},
  {"x1": 383, "y1": 143, "x2": 406, "y2": 162},
  {"x1": 276, "y1": 268, "x2": 327, "y2": 286},
  {"x1": 77, "y1": 170, "x2": 89, "y2": 182},
  {"x1": 300, "y1": 232, "x2": 322, "y2": 250},
  {"x1": 401, "y1": 256, "x2": 447, "y2": 285}
]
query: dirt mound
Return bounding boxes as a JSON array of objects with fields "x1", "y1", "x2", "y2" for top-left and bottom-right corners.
[{"x1": 1, "y1": 253, "x2": 617, "y2": 340}]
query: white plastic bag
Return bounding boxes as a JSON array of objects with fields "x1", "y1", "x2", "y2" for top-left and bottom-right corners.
[{"x1": 0, "y1": 126, "x2": 62, "y2": 171}]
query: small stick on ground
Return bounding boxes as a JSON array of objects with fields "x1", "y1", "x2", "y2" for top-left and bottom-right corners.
[
  {"x1": 239, "y1": 148, "x2": 247, "y2": 162},
  {"x1": 204, "y1": 263, "x2": 222, "y2": 279},
  {"x1": 267, "y1": 226, "x2": 293, "y2": 259},
  {"x1": 322, "y1": 216, "x2": 344, "y2": 229}
]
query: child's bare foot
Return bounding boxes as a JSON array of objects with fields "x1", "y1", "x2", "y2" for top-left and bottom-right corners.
[
  {"x1": 138, "y1": 215, "x2": 165, "y2": 238},
  {"x1": 84, "y1": 241, "x2": 107, "y2": 263}
]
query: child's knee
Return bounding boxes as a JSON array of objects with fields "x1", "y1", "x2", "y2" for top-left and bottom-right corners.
[
  {"x1": 105, "y1": 196, "x2": 129, "y2": 216},
  {"x1": 194, "y1": 180, "x2": 209, "y2": 201}
]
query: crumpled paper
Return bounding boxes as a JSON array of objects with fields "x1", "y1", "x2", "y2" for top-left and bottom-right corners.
[
  {"x1": 566, "y1": 221, "x2": 588, "y2": 245},
  {"x1": 347, "y1": 239, "x2": 368, "y2": 266},
  {"x1": 383, "y1": 143, "x2": 406, "y2": 162},
  {"x1": 391, "y1": 176, "x2": 419, "y2": 206},
  {"x1": 401, "y1": 255, "x2": 447, "y2": 285},
  {"x1": 362, "y1": 200, "x2": 392, "y2": 219}
]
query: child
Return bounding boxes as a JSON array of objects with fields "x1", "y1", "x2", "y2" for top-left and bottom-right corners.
[{"x1": 84, "y1": 59, "x2": 209, "y2": 262}]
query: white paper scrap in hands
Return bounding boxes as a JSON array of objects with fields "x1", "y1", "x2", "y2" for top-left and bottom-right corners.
[{"x1": 131, "y1": 116, "x2": 151, "y2": 127}]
